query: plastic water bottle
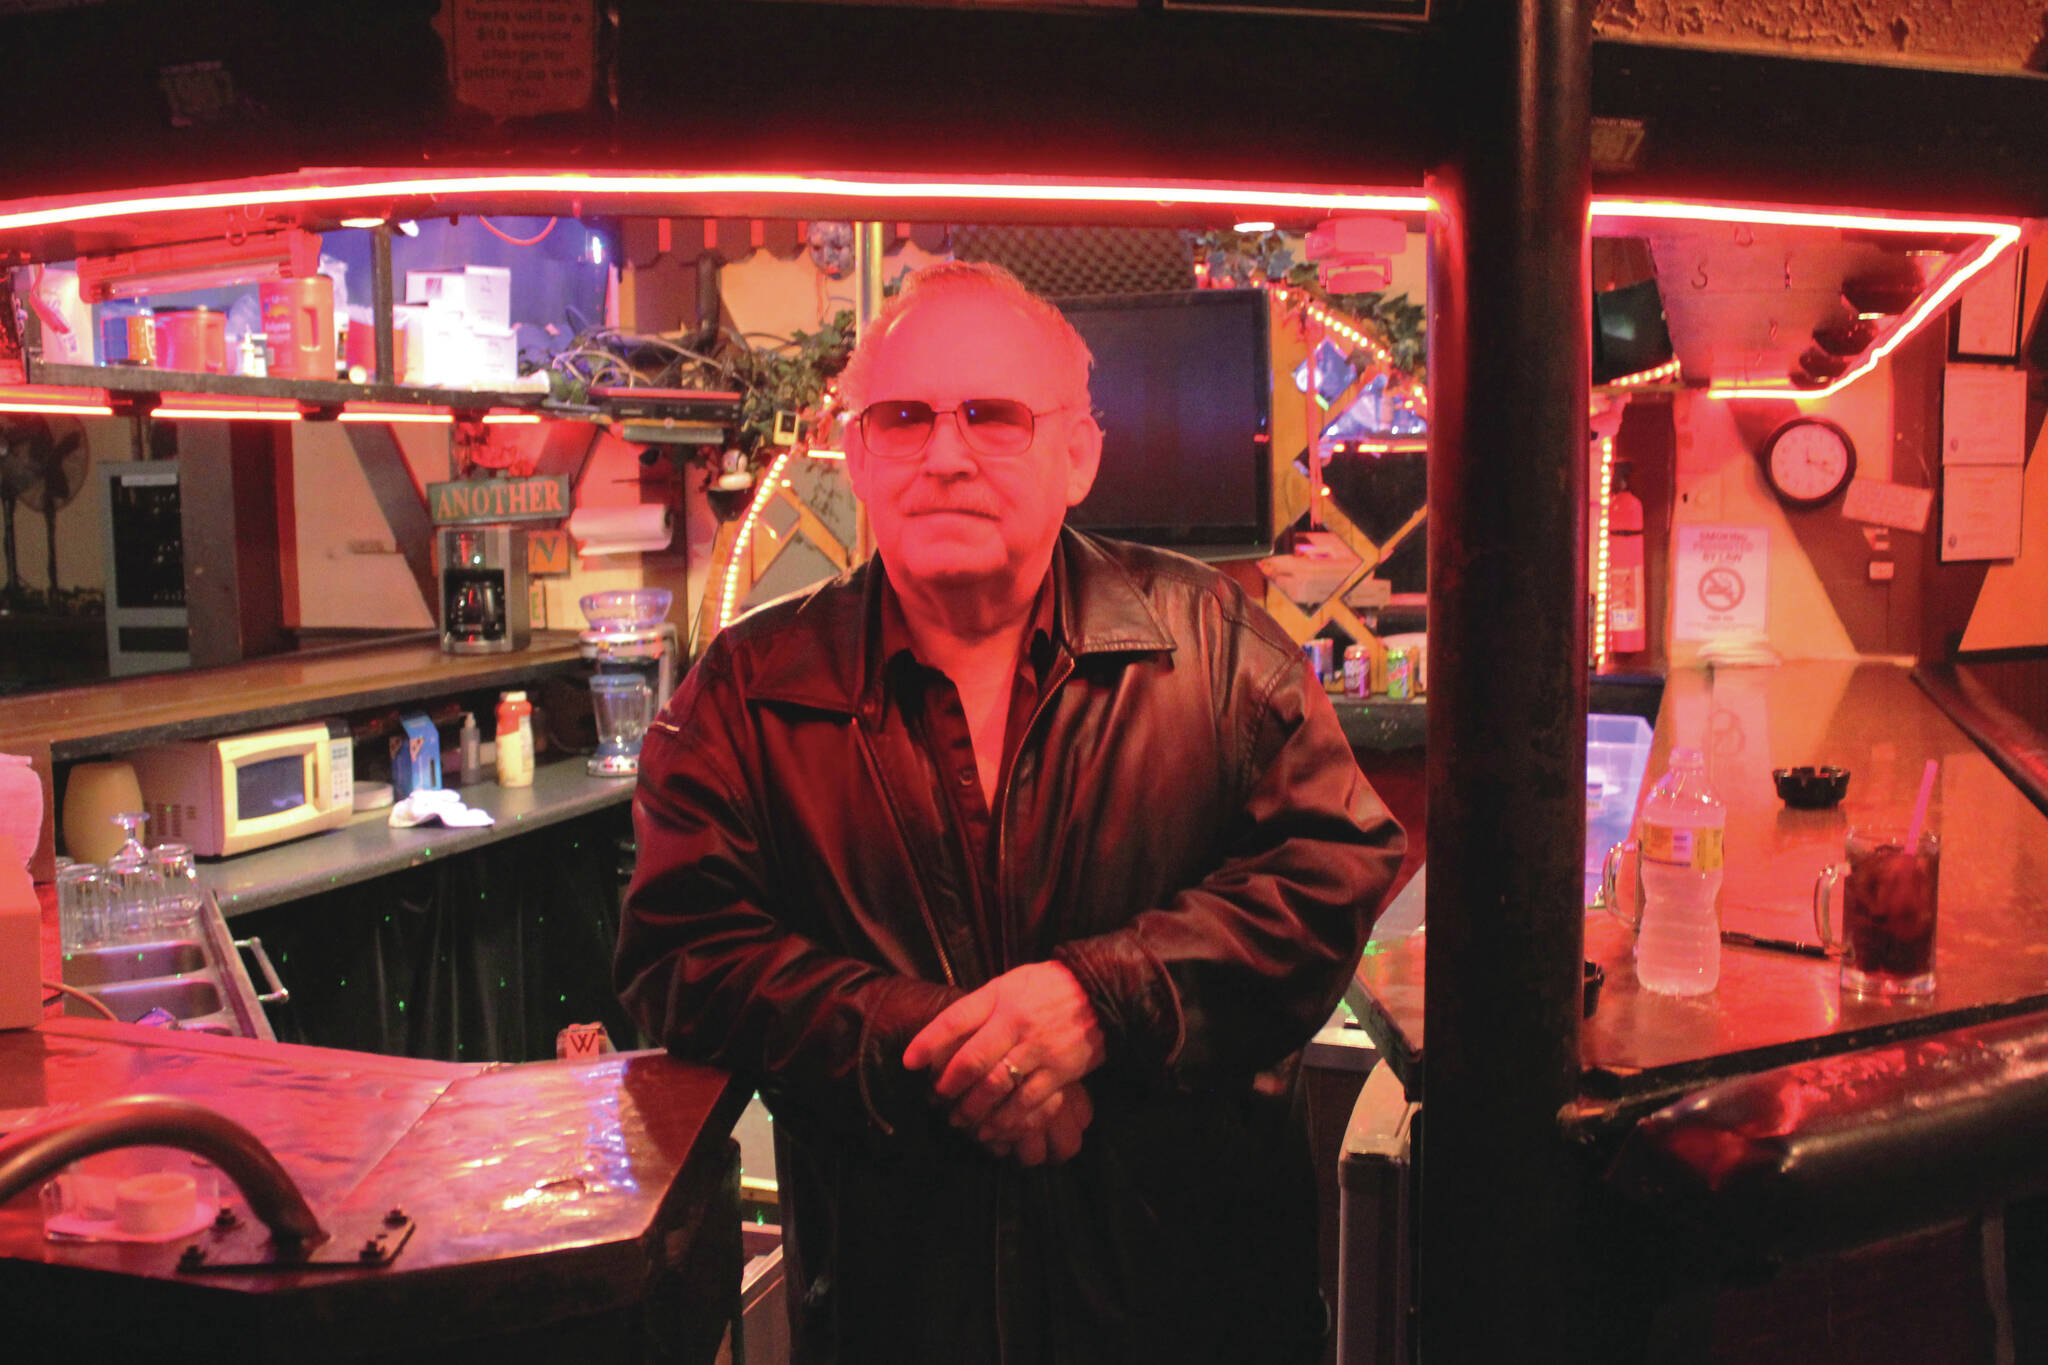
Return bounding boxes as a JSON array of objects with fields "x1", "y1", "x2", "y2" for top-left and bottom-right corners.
[{"x1": 1635, "y1": 747, "x2": 1724, "y2": 995}]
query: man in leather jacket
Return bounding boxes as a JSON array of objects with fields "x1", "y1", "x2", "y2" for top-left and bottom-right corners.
[{"x1": 617, "y1": 262, "x2": 1404, "y2": 1363}]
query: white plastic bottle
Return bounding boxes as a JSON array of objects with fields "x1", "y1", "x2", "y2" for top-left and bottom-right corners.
[{"x1": 1635, "y1": 746, "x2": 1725, "y2": 995}]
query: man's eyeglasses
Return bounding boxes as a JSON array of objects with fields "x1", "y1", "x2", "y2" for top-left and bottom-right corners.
[{"x1": 856, "y1": 399, "x2": 1082, "y2": 462}]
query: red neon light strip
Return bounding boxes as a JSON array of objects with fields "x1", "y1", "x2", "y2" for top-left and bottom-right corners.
[
  {"x1": 1592, "y1": 198, "x2": 2021, "y2": 401},
  {"x1": 0, "y1": 170, "x2": 1435, "y2": 234},
  {"x1": 0, "y1": 173, "x2": 2017, "y2": 414},
  {"x1": 0, "y1": 400, "x2": 114, "y2": 415}
]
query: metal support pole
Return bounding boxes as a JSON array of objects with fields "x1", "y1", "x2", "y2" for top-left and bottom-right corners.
[
  {"x1": 1421, "y1": 0, "x2": 1591, "y2": 1358},
  {"x1": 372, "y1": 223, "x2": 396, "y2": 385}
]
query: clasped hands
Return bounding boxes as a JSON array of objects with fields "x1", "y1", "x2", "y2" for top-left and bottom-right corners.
[{"x1": 903, "y1": 960, "x2": 1106, "y2": 1168}]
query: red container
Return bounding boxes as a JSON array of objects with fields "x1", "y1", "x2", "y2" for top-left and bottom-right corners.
[
  {"x1": 260, "y1": 275, "x2": 336, "y2": 379},
  {"x1": 152, "y1": 307, "x2": 227, "y2": 374}
]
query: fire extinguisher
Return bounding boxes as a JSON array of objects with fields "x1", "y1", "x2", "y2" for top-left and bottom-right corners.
[{"x1": 1607, "y1": 462, "x2": 1647, "y2": 655}]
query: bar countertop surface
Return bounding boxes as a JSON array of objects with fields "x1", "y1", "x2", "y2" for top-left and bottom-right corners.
[
  {"x1": 0, "y1": 1018, "x2": 747, "y2": 1352},
  {"x1": 199, "y1": 756, "x2": 637, "y2": 917},
  {"x1": 1354, "y1": 660, "x2": 2048, "y2": 1112}
]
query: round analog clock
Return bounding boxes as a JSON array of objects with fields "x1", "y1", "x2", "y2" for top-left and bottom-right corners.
[{"x1": 1761, "y1": 417, "x2": 1856, "y2": 509}]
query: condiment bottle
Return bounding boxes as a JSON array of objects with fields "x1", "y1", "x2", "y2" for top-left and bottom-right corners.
[
  {"x1": 459, "y1": 712, "x2": 482, "y2": 786},
  {"x1": 495, "y1": 691, "x2": 534, "y2": 788}
]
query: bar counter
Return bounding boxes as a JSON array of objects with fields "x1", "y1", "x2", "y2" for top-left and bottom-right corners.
[
  {"x1": 0, "y1": 1018, "x2": 747, "y2": 1357},
  {"x1": 1356, "y1": 660, "x2": 2048, "y2": 1119}
]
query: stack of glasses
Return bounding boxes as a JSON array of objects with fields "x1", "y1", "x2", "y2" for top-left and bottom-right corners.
[{"x1": 54, "y1": 811, "x2": 202, "y2": 952}]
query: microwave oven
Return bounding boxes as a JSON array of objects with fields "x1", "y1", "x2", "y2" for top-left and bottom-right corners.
[{"x1": 127, "y1": 721, "x2": 354, "y2": 857}]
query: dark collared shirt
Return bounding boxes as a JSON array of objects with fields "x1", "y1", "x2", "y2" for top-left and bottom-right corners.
[{"x1": 877, "y1": 558, "x2": 1059, "y2": 974}]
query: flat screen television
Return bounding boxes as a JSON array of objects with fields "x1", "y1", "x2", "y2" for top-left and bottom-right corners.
[{"x1": 1055, "y1": 289, "x2": 1271, "y2": 552}]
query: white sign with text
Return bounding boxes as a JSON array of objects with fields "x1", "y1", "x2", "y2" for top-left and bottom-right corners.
[{"x1": 1673, "y1": 525, "x2": 1770, "y2": 641}]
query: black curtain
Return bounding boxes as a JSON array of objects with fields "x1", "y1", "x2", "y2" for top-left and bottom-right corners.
[{"x1": 237, "y1": 809, "x2": 639, "y2": 1063}]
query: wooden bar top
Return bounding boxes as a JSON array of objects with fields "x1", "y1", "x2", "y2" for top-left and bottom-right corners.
[
  {"x1": 1355, "y1": 661, "x2": 2048, "y2": 1110},
  {"x1": 0, "y1": 633, "x2": 590, "y2": 760}
]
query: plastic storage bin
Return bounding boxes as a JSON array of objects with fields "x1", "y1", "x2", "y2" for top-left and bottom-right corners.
[{"x1": 1585, "y1": 713, "x2": 1654, "y2": 905}]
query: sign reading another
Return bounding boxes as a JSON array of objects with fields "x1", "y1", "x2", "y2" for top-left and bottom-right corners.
[{"x1": 428, "y1": 475, "x2": 572, "y2": 525}]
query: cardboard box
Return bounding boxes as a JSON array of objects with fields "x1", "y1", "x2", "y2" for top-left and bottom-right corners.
[
  {"x1": 471, "y1": 326, "x2": 518, "y2": 387},
  {"x1": 405, "y1": 265, "x2": 512, "y2": 331},
  {"x1": 390, "y1": 712, "x2": 442, "y2": 798}
]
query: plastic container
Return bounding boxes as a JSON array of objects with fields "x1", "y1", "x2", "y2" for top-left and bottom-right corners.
[
  {"x1": 1634, "y1": 746, "x2": 1725, "y2": 996},
  {"x1": 260, "y1": 275, "x2": 336, "y2": 379},
  {"x1": 153, "y1": 307, "x2": 227, "y2": 374},
  {"x1": 495, "y1": 691, "x2": 534, "y2": 788},
  {"x1": 1584, "y1": 713, "x2": 1654, "y2": 904}
]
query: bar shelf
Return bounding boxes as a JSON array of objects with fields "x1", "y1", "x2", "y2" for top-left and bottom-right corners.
[{"x1": 25, "y1": 359, "x2": 550, "y2": 413}]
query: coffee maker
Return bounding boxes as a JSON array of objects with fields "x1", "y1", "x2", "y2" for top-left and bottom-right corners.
[{"x1": 439, "y1": 525, "x2": 531, "y2": 654}]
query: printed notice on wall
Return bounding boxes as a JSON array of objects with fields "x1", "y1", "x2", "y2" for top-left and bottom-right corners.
[
  {"x1": 439, "y1": 0, "x2": 595, "y2": 120},
  {"x1": 1672, "y1": 525, "x2": 1769, "y2": 641},
  {"x1": 1942, "y1": 364, "x2": 2027, "y2": 466},
  {"x1": 1941, "y1": 465, "x2": 2025, "y2": 562}
]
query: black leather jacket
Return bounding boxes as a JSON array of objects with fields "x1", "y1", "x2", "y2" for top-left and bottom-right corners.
[{"x1": 617, "y1": 529, "x2": 1404, "y2": 1364}]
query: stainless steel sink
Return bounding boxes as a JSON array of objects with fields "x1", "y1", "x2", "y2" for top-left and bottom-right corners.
[
  {"x1": 61, "y1": 940, "x2": 207, "y2": 987},
  {"x1": 67, "y1": 975, "x2": 224, "y2": 1023},
  {"x1": 59, "y1": 894, "x2": 279, "y2": 1040}
]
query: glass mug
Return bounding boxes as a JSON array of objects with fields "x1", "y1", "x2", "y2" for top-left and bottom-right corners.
[{"x1": 1813, "y1": 824, "x2": 1939, "y2": 998}]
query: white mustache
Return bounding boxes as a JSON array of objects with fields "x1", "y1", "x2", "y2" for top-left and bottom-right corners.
[{"x1": 904, "y1": 500, "x2": 1000, "y2": 518}]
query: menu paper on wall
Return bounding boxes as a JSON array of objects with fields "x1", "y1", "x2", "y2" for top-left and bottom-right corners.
[
  {"x1": 1672, "y1": 525, "x2": 1770, "y2": 642},
  {"x1": 1942, "y1": 365, "x2": 2028, "y2": 466},
  {"x1": 1941, "y1": 465, "x2": 2025, "y2": 562},
  {"x1": 1841, "y1": 477, "x2": 1934, "y2": 533}
]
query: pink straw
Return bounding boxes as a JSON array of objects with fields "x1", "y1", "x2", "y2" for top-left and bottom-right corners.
[{"x1": 1905, "y1": 758, "x2": 1940, "y2": 852}]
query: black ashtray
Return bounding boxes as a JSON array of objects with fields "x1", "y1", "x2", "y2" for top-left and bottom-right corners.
[{"x1": 1773, "y1": 765, "x2": 1851, "y2": 809}]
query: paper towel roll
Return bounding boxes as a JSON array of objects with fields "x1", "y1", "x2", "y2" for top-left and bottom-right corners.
[{"x1": 568, "y1": 504, "x2": 673, "y2": 557}]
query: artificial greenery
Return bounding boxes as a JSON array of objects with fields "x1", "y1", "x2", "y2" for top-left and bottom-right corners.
[
  {"x1": 1194, "y1": 228, "x2": 1428, "y2": 380},
  {"x1": 543, "y1": 311, "x2": 855, "y2": 478},
  {"x1": 724, "y1": 309, "x2": 856, "y2": 459}
]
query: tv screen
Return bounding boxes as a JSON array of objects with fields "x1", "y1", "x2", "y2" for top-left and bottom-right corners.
[
  {"x1": 1055, "y1": 289, "x2": 1271, "y2": 551},
  {"x1": 1592, "y1": 278, "x2": 1674, "y2": 384}
]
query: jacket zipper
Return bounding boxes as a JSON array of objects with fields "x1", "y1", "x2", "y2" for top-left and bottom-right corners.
[{"x1": 853, "y1": 722, "x2": 959, "y2": 988}]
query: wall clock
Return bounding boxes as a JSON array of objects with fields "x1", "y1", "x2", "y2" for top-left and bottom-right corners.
[{"x1": 1760, "y1": 417, "x2": 1856, "y2": 509}]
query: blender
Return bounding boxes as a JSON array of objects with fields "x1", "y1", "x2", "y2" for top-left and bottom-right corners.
[{"x1": 578, "y1": 589, "x2": 680, "y2": 777}]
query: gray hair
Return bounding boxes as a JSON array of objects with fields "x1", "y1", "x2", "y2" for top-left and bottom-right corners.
[{"x1": 838, "y1": 261, "x2": 1094, "y2": 410}]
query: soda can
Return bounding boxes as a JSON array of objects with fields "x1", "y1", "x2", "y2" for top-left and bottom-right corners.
[
  {"x1": 1303, "y1": 638, "x2": 1334, "y2": 686},
  {"x1": 1342, "y1": 645, "x2": 1370, "y2": 697},
  {"x1": 1386, "y1": 647, "x2": 1413, "y2": 700}
]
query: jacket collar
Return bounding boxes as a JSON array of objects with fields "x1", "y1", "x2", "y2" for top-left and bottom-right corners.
[{"x1": 746, "y1": 526, "x2": 1176, "y2": 717}]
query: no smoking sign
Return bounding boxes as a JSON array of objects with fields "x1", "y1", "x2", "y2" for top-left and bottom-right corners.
[{"x1": 1674, "y1": 525, "x2": 1769, "y2": 641}]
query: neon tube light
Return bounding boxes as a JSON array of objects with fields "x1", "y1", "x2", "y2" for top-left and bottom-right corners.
[
  {"x1": 1593, "y1": 436, "x2": 1613, "y2": 667},
  {"x1": 154, "y1": 405, "x2": 299, "y2": 420},
  {"x1": 0, "y1": 172, "x2": 2017, "y2": 421},
  {"x1": 0, "y1": 171, "x2": 1436, "y2": 235},
  {"x1": 1589, "y1": 199, "x2": 2022, "y2": 402},
  {"x1": 0, "y1": 400, "x2": 113, "y2": 416}
]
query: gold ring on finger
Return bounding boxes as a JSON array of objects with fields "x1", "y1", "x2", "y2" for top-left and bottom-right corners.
[{"x1": 1002, "y1": 1060, "x2": 1024, "y2": 1088}]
